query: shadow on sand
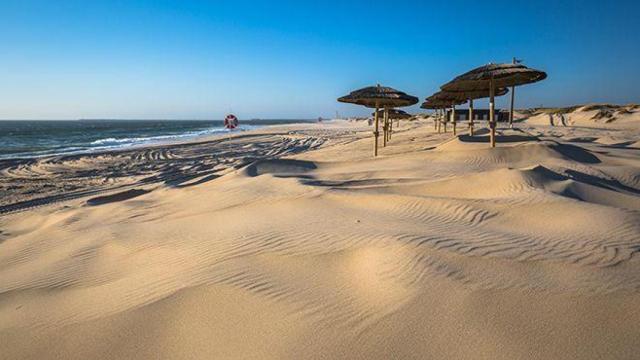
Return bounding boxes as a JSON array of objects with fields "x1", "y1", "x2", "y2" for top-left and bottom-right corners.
[
  {"x1": 457, "y1": 133, "x2": 540, "y2": 143},
  {"x1": 454, "y1": 128, "x2": 540, "y2": 144},
  {"x1": 244, "y1": 159, "x2": 317, "y2": 177},
  {"x1": 549, "y1": 143, "x2": 601, "y2": 164},
  {"x1": 87, "y1": 189, "x2": 151, "y2": 206},
  {"x1": 565, "y1": 169, "x2": 640, "y2": 194}
]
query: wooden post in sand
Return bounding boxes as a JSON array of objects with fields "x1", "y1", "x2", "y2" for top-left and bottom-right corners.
[
  {"x1": 469, "y1": 98, "x2": 474, "y2": 136},
  {"x1": 509, "y1": 85, "x2": 516, "y2": 128},
  {"x1": 388, "y1": 112, "x2": 393, "y2": 141},
  {"x1": 437, "y1": 110, "x2": 441, "y2": 133},
  {"x1": 489, "y1": 78, "x2": 496, "y2": 147},
  {"x1": 452, "y1": 105, "x2": 457, "y2": 136},
  {"x1": 509, "y1": 57, "x2": 516, "y2": 128},
  {"x1": 443, "y1": 109, "x2": 448, "y2": 133},
  {"x1": 384, "y1": 108, "x2": 389, "y2": 143},
  {"x1": 381, "y1": 111, "x2": 385, "y2": 147},
  {"x1": 383, "y1": 108, "x2": 388, "y2": 147},
  {"x1": 374, "y1": 104, "x2": 380, "y2": 156}
]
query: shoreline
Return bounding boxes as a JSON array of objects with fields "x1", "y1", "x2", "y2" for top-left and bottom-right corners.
[
  {"x1": 0, "y1": 120, "x2": 363, "y2": 215},
  {"x1": 0, "y1": 119, "x2": 320, "y2": 162}
]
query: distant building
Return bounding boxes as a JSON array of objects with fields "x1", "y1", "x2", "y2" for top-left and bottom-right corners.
[{"x1": 445, "y1": 109, "x2": 510, "y2": 122}]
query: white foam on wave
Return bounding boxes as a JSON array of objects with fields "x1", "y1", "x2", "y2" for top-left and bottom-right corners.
[
  {"x1": 1, "y1": 125, "x2": 261, "y2": 160},
  {"x1": 89, "y1": 126, "x2": 235, "y2": 146}
]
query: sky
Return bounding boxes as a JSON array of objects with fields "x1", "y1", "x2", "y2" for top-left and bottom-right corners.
[{"x1": 1, "y1": 0, "x2": 638, "y2": 120}]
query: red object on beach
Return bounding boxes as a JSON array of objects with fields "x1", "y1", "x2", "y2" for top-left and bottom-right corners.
[{"x1": 224, "y1": 114, "x2": 239, "y2": 129}]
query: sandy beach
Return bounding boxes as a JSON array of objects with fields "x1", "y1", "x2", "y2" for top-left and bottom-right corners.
[{"x1": 1, "y1": 108, "x2": 640, "y2": 359}]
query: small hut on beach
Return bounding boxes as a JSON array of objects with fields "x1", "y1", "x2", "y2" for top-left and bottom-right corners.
[
  {"x1": 441, "y1": 63, "x2": 546, "y2": 147},
  {"x1": 338, "y1": 85, "x2": 418, "y2": 156}
]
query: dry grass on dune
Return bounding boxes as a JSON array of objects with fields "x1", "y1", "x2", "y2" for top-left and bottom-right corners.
[
  {"x1": 1, "y1": 119, "x2": 640, "y2": 359},
  {"x1": 520, "y1": 103, "x2": 640, "y2": 128},
  {"x1": 530, "y1": 103, "x2": 638, "y2": 114}
]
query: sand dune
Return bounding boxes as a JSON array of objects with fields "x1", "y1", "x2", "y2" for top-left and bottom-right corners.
[
  {"x1": 522, "y1": 104, "x2": 640, "y2": 129},
  {"x1": 1, "y1": 118, "x2": 640, "y2": 359}
]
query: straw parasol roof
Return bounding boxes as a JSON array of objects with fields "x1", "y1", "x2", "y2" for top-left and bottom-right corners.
[
  {"x1": 423, "y1": 91, "x2": 468, "y2": 107},
  {"x1": 420, "y1": 101, "x2": 446, "y2": 109},
  {"x1": 372, "y1": 108, "x2": 411, "y2": 119},
  {"x1": 338, "y1": 85, "x2": 419, "y2": 108},
  {"x1": 427, "y1": 88, "x2": 509, "y2": 103},
  {"x1": 338, "y1": 84, "x2": 418, "y2": 157},
  {"x1": 441, "y1": 63, "x2": 547, "y2": 92}
]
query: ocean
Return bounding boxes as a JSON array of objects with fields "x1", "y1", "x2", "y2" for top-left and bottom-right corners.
[{"x1": 0, "y1": 119, "x2": 314, "y2": 160}]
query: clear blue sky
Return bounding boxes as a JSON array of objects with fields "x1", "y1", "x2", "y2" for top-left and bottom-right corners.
[{"x1": 1, "y1": 0, "x2": 638, "y2": 119}]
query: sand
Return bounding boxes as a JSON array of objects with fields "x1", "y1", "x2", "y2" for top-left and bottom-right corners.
[{"x1": 1, "y1": 115, "x2": 640, "y2": 359}]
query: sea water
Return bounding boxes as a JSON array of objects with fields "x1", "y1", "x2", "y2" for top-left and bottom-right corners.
[{"x1": 0, "y1": 119, "x2": 313, "y2": 160}]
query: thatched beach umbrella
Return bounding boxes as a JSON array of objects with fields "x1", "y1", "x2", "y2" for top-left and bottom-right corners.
[
  {"x1": 430, "y1": 88, "x2": 509, "y2": 136},
  {"x1": 420, "y1": 101, "x2": 441, "y2": 131},
  {"x1": 422, "y1": 96, "x2": 465, "y2": 134},
  {"x1": 420, "y1": 100, "x2": 451, "y2": 133},
  {"x1": 441, "y1": 63, "x2": 546, "y2": 147},
  {"x1": 372, "y1": 109, "x2": 411, "y2": 141},
  {"x1": 339, "y1": 85, "x2": 418, "y2": 156},
  {"x1": 421, "y1": 101, "x2": 442, "y2": 133},
  {"x1": 388, "y1": 109, "x2": 411, "y2": 139},
  {"x1": 373, "y1": 108, "x2": 411, "y2": 119},
  {"x1": 426, "y1": 92, "x2": 471, "y2": 136}
]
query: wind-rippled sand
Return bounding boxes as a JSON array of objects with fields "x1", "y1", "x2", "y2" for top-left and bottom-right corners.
[{"x1": 1, "y1": 116, "x2": 640, "y2": 359}]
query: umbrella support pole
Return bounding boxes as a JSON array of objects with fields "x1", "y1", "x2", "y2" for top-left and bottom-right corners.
[
  {"x1": 383, "y1": 108, "x2": 388, "y2": 147},
  {"x1": 443, "y1": 112, "x2": 447, "y2": 133},
  {"x1": 382, "y1": 125, "x2": 386, "y2": 147},
  {"x1": 509, "y1": 57, "x2": 516, "y2": 128},
  {"x1": 374, "y1": 105, "x2": 380, "y2": 156},
  {"x1": 509, "y1": 85, "x2": 516, "y2": 128},
  {"x1": 469, "y1": 99, "x2": 474, "y2": 136},
  {"x1": 452, "y1": 105, "x2": 457, "y2": 136},
  {"x1": 489, "y1": 79, "x2": 496, "y2": 148}
]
